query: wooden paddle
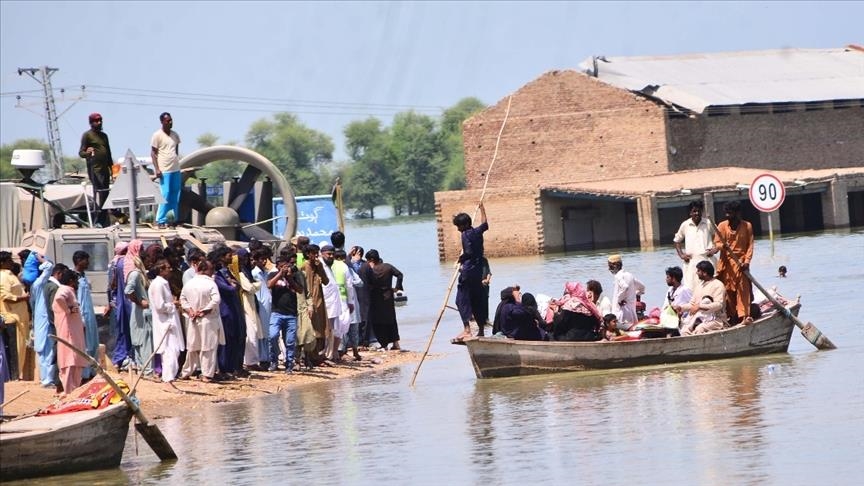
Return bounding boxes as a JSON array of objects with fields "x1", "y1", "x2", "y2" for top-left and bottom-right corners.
[
  {"x1": 50, "y1": 334, "x2": 178, "y2": 460},
  {"x1": 709, "y1": 221, "x2": 836, "y2": 350}
]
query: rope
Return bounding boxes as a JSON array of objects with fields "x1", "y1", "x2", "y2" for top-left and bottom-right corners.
[{"x1": 410, "y1": 95, "x2": 514, "y2": 387}]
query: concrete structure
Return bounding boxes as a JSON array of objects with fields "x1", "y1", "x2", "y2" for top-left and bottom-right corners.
[{"x1": 435, "y1": 46, "x2": 864, "y2": 261}]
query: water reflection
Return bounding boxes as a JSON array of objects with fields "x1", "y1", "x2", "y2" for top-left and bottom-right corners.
[{"x1": 463, "y1": 355, "x2": 797, "y2": 484}]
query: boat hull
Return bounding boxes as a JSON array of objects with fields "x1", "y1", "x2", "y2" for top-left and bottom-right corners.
[
  {"x1": 464, "y1": 304, "x2": 800, "y2": 379},
  {"x1": 1, "y1": 403, "x2": 134, "y2": 480}
]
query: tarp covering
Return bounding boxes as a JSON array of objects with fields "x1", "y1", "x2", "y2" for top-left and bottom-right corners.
[{"x1": 0, "y1": 182, "x2": 94, "y2": 246}]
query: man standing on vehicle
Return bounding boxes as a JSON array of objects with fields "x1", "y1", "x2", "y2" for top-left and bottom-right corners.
[
  {"x1": 79, "y1": 113, "x2": 113, "y2": 227},
  {"x1": 151, "y1": 112, "x2": 182, "y2": 228}
]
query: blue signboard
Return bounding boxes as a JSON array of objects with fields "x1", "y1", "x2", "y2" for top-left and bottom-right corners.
[{"x1": 273, "y1": 195, "x2": 340, "y2": 242}]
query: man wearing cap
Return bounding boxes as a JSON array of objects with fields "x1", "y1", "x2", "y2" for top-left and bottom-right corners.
[
  {"x1": 79, "y1": 113, "x2": 113, "y2": 227},
  {"x1": 151, "y1": 112, "x2": 182, "y2": 228},
  {"x1": 607, "y1": 254, "x2": 645, "y2": 331}
]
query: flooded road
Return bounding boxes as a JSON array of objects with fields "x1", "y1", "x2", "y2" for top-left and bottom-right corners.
[{"x1": 18, "y1": 220, "x2": 864, "y2": 485}]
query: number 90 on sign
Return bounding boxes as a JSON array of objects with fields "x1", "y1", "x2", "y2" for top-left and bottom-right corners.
[{"x1": 749, "y1": 173, "x2": 786, "y2": 212}]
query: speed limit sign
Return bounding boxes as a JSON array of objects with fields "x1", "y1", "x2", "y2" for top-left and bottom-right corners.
[{"x1": 749, "y1": 173, "x2": 786, "y2": 212}]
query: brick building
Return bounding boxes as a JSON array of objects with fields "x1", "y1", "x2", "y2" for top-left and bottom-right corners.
[{"x1": 435, "y1": 46, "x2": 864, "y2": 261}]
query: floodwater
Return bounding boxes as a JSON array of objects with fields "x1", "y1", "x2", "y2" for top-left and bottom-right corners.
[{"x1": 17, "y1": 219, "x2": 864, "y2": 485}]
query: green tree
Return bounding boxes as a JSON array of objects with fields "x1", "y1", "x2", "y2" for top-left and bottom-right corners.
[
  {"x1": 342, "y1": 118, "x2": 392, "y2": 217},
  {"x1": 189, "y1": 132, "x2": 242, "y2": 183},
  {"x1": 245, "y1": 113, "x2": 334, "y2": 195},
  {"x1": 440, "y1": 97, "x2": 486, "y2": 190},
  {"x1": 388, "y1": 111, "x2": 445, "y2": 215}
]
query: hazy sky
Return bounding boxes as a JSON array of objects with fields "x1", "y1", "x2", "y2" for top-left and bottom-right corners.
[{"x1": 1, "y1": 1, "x2": 861, "y2": 162}]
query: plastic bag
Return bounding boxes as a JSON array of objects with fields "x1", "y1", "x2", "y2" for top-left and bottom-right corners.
[{"x1": 659, "y1": 304, "x2": 680, "y2": 329}]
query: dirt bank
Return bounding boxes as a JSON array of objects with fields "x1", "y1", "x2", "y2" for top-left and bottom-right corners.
[{"x1": 2, "y1": 349, "x2": 430, "y2": 420}]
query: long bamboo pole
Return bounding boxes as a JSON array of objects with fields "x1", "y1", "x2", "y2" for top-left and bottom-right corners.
[{"x1": 410, "y1": 95, "x2": 514, "y2": 387}]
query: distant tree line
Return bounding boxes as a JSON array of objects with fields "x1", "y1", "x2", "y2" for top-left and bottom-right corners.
[{"x1": 0, "y1": 97, "x2": 486, "y2": 217}]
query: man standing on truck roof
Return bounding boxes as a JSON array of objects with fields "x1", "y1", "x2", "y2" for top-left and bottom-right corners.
[
  {"x1": 79, "y1": 112, "x2": 113, "y2": 227},
  {"x1": 151, "y1": 112, "x2": 182, "y2": 229}
]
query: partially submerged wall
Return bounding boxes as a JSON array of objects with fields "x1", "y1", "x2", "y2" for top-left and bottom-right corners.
[{"x1": 435, "y1": 187, "x2": 540, "y2": 262}]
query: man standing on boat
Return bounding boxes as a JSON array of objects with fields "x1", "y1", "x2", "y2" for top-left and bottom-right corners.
[
  {"x1": 673, "y1": 201, "x2": 718, "y2": 293},
  {"x1": 607, "y1": 255, "x2": 645, "y2": 331},
  {"x1": 452, "y1": 202, "x2": 489, "y2": 341},
  {"x1": 713, "y1": 201, "x2": 754, "y2": 325}
]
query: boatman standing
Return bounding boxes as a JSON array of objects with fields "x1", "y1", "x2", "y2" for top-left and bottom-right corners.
[{"x1": 452, "y1": 202, "x2": 489, "y2": 342}]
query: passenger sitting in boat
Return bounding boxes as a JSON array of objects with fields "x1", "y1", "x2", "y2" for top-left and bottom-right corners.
[
  {"x1": 519, "y1": 292, "x2": 547, "y2": 340},
  {"x1": 602, "y1": 313, "x2": 623, "y2": 340},
  {"x1": 546, "y1": 282, "x2": 602, "y2": 342},
  {"x1": 681, "y1": 261, "x2": 728, "y2": 335},
  {"x1": 492, "y1": 285, "x2": 519, "y2": 336},
  {"x1": 498, "y1": 287, "x2": 545, "y2": 341},
  {"x1": 585, "y1": 280, "x2": 613, "y2": 317},
  {"x1": 689, "y1": 296, "x2": 716, "y2": 326}
]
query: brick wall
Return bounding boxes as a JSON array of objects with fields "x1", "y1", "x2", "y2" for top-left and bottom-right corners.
[
  {"x1": 435, "y1": 187, "x2": 540, "y2": 261},
  {"x1": 462, "y1": 70, "x2": 670, "y2": 191},
  {"x1": 667, "y1": 106, "x2": 864, "y2": 171}
]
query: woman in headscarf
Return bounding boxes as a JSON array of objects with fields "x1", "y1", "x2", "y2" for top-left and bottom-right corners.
[
  {"x1": 53, "y1": 269, "x2": 87, "y2": 396},
  {"x1": 362, "y1": 249, "x2": 404, "y2": 351},
  {"x1": 124, "y1": 239, "x2": 154, "y2": 374},
  {"x1": 109, "y1": 242, "x2": 133, "y2": 369},
  {"x1": 210, "y1": 245, "x2": 244, "y2": 376},
  {"x1": 546, "y1": 282, "x2": 602, "y2": 342}
]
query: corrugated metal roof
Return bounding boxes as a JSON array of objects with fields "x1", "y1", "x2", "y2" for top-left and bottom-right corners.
[{"x1": 577, "y1": 47, "x2": 864, "y2": 113}]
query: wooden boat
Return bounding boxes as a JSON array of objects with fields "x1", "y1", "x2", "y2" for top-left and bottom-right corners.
[
  {"x1": 0, "y1": 403, "x2": 134, "y2": 480},
  {"x1": 463, "y1": 302, "x2": 801, "y2": 379}
]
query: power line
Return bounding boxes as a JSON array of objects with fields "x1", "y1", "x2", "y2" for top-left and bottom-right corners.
[
  {"x1": 79, "y1": 97, "x2": 435, "y2": 117},
  {"x1": 84, "y1": 84, "x2": 445, "y2": 111}
]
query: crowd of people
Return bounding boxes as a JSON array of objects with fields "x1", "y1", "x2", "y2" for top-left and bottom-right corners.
[
  {"x1": 454, "y1": 200, "x2": 761, "y2": 343},
  {"x1": 0, "y1": 231, "x2": 406, "y2": 396}
]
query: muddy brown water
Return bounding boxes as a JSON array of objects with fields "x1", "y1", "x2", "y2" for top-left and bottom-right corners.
[{"x1": 12, "y1": 220, "x2": 863, "y2": 484}]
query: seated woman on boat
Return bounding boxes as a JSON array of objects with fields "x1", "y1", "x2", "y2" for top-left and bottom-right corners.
[
  {"x1": 546, "y1": 282, "x2": 603, "y2": 342},
  {"x1": 498, "y1": 287, "x2": 546, "y2": 341}
]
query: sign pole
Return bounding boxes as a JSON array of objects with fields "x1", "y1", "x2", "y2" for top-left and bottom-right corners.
[
  {"x1": 768, "y1": 212, "x2": 774, "y2": 257},
  {"x1": 748, "y1": 173, "x2": 786, "y2": 259},
  {"x1": 127, "y1": 151, "x2": 138, "y2": 239}
]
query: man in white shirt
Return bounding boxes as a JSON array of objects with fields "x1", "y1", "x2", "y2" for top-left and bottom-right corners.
[
  {"x1": 673, "y1": 201, "x2": 718, "y2": 292},
  {"x1": 180, "y1": 260, "x2": 224, "y2": 382},
  {"x1": 150, "y1": 112, "x2": 181, "y2": 228},
  {"x1": 663, "y1": 266, "x2": 692, "y2": 330},
  {"x1": 148, "y1": 258, "x2": 185, "y2": 385},
  {"x1": 608, "y1": 254, "x2": 645, "y2": 330}
]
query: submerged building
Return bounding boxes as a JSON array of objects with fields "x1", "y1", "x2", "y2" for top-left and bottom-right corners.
[{"x1": 435, "y1": 46, "x2": 864, "y2": 261}]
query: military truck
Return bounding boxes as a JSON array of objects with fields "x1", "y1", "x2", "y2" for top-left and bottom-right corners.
[{"x1": 17, "y1": 224, "x2": 226, "y2": 310}]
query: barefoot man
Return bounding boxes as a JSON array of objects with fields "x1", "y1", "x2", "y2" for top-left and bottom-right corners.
[{"x1": 453, "y1": 202, "x2": 489, "y2": 341}]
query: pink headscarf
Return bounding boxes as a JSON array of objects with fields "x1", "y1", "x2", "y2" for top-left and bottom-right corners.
[
  {"x1": 123, "y1": 239, "x2": 144, "y2": 281},
  {"x1": 111, "y1": 242, "x2": 129, "y2": 265},
  {"x1": 559, "y1": 281, "x2": 602, "y2": 321}
]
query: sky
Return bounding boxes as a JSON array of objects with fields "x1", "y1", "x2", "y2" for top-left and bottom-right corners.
[{"x1": 1, "y1": 1, "x2": 862, "y2": 163}]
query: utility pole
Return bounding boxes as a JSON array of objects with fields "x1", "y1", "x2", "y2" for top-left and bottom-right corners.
[{"x1": 17, "y1": 66, "x2": 78, "y2": 181}]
